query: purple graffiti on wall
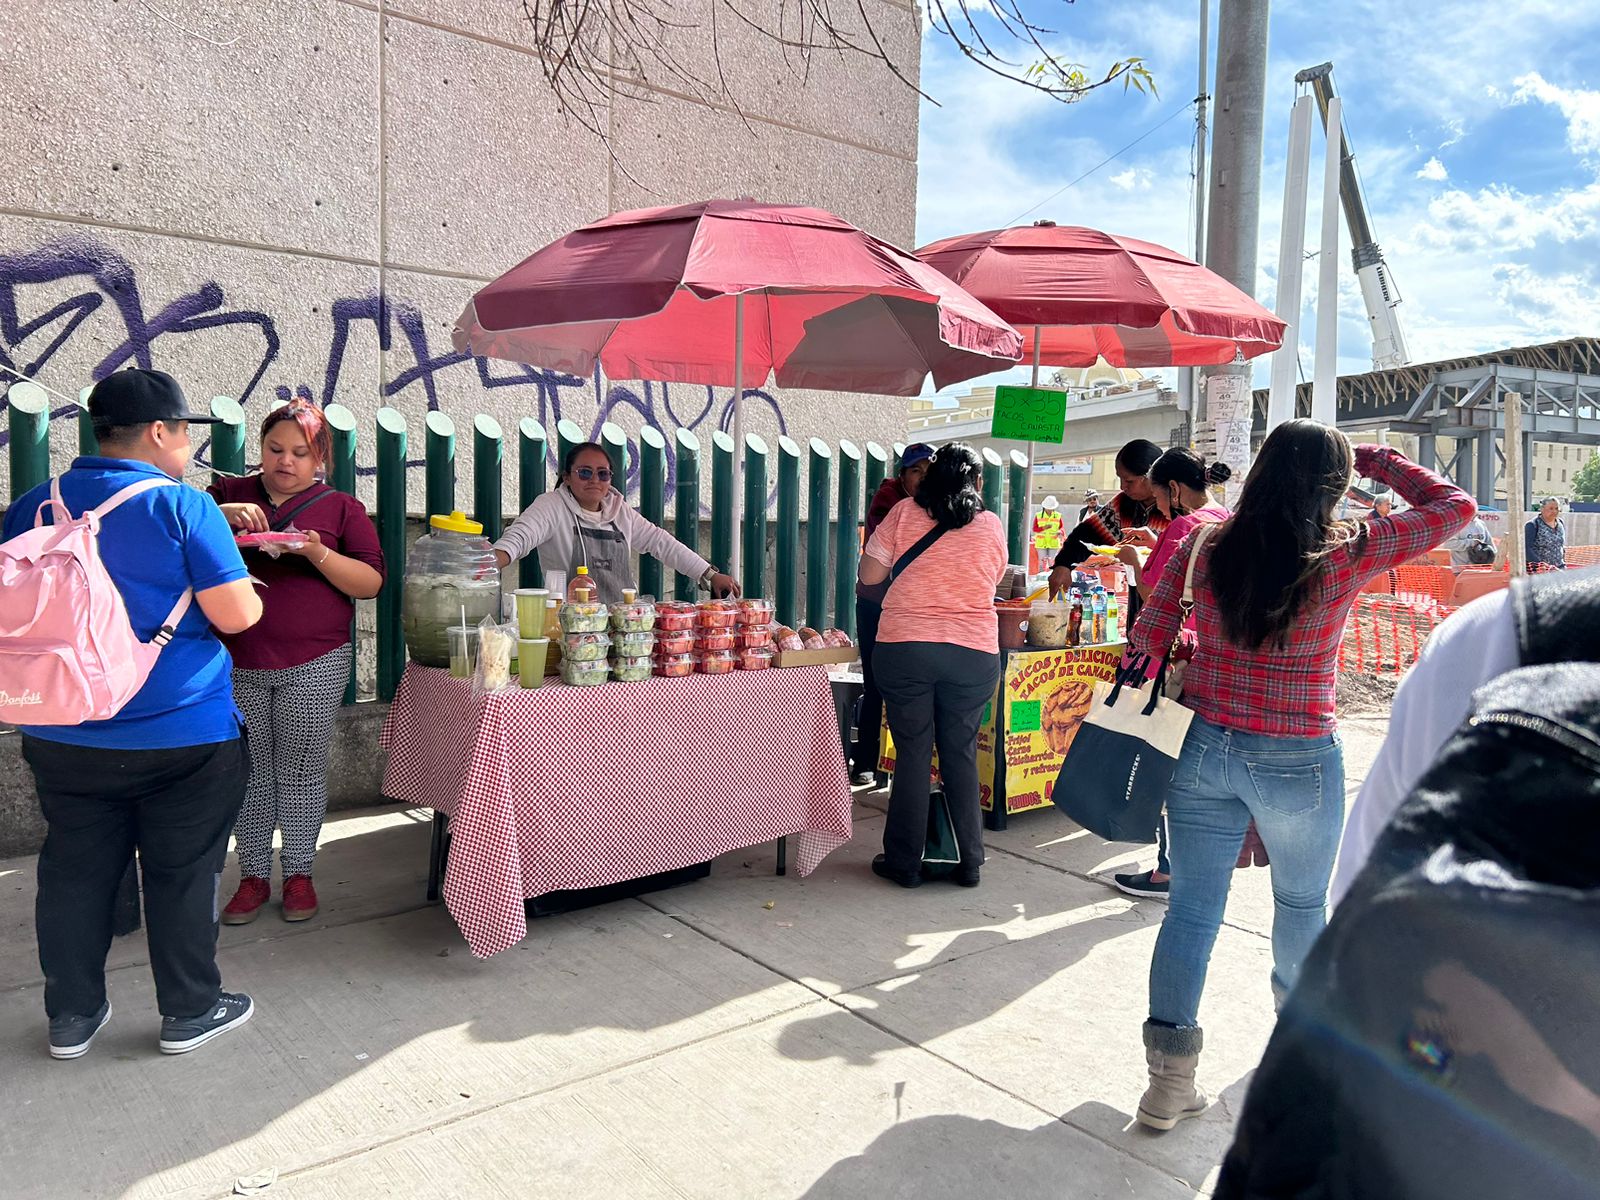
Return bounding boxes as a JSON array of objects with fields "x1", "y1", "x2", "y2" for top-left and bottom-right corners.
[{"x1": 0, "y1": 235, "x2": 788, "y2": 498}]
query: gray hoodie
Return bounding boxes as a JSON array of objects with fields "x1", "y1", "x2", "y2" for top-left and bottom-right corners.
[{"x1": 492, "y1": 485, "x2": 712, "y2": 590}]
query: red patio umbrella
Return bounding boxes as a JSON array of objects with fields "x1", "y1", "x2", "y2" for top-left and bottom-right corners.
[
  {"x1": 916, "y1": 220, "x2": 1287, "y2": 536},
  {"x1": 454, "y1": 199, "x2": 1024, "y2": 575}
]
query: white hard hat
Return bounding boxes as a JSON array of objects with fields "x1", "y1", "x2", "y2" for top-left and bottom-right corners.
[{"x1": 1042, "y1": 496, "x2": 1058, "y2": 509}]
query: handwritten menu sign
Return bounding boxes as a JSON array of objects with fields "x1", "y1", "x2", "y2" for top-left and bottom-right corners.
[{"x1": 991, "y1": 385, "x2": 1069, "y2": 444}]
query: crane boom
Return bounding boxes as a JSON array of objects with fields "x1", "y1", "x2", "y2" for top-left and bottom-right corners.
[{"x1": 1295, "y1": 62, "x2": 1411, "y2": 371}]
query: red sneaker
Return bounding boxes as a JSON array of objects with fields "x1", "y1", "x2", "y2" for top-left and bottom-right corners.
[
  {"x1": 221, "y1": 877, "x2": 271, "y2": 925},
  {"x1": 281, "y1": 875, "x2": 319, "y2": 923}
]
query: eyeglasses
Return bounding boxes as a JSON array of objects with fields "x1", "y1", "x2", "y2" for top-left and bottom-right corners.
[{"x1": 573, "y1": 466, "x2": 612, "y2": 482}]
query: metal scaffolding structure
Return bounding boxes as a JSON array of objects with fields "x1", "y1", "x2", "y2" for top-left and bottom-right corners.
[{"x1": 1252, "y1": 337, "x2": 1600, "y2": 506}]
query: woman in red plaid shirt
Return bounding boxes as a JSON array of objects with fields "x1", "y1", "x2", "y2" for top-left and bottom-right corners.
[{"x1": 1126, "y1": 420, "x2": 1475, "y2": 1133}]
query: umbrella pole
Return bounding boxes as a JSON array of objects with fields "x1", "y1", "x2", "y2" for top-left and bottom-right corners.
[
  {"x1": 1025, "y1": 328, "x2": 1042, "y2": 573},
  {"x1": 729, "y1": 293, "x2": 746, "y2": 582}
]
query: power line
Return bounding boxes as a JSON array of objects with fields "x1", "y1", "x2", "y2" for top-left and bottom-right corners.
[{"x1": 1008, "y1": 100, "x2": 1196, "y2": 226}]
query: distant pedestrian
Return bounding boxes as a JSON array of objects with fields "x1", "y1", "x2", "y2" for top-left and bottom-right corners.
[
  {"x1": 1525, "y1": 497, "x2": 1567, "y2": 570},
  {"x1": 1127, "y1": 420, "x2": 1474, "y2": 1132},
  {"x1": 2, "y1": 370, "x2": 263, "y2": 1059},
  {"x1": 1077, "y1": 488, "x2": 1101, "y2": 523}
]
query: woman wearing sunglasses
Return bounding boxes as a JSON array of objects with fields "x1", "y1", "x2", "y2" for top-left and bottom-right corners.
[{"x1": 492, "y1": 441, "x2": 741, "y2": 602}]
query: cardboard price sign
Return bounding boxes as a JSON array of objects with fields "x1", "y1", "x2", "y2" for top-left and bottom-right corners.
[{"x1": 991, "y1": 385, "x2": 1068, "y2": 444}]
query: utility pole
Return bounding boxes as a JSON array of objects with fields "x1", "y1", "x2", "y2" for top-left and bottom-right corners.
[
  {"x1": 1199, "y1": 0, "x2": 1269, "y2": 485},
  {"x1": 1177, "y1": 0, "x2": 1211, "y2": 426}
]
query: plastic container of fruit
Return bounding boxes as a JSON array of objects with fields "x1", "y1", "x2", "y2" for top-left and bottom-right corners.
[
  {"x1": 559, "y1": 659, "x2": 609, "y2": 686},
  {"x1": 609, "y1": 655, "x2": 653, "y2": 683},
  {"x1": 653, "y1": 652, "x2": 696, "y2": 678},
  {"x1": 655, "y1": 601, "x2": 698, "y2": 631},
  {"x1": 654, "y1": 630, "x2": 695, "y2": 655},
  {"x1": 609, "y1": 599, "x2": 657, "y2": 633},
  {"x1": 736, "y1": 647, "x2": 775, "y2": 671},
  {"x1": 695, "y1": 649, "x2": 737, "y2": 674},
  {"x1": 695, "y1": 600, "x2": 739, "y2": 629},
  {"x1": 735, "y1": 598, "x2": 775, "y2": 627},
  {"x1": 561, "y1": 631, "x2": 612, "y2": 662},
  {"x1": 694, "y1": 629, "x2": 736, "y2": 652},
  {"x1": 734, "y1": 627, "x2": 773, "y2": 649},
  {"x1": 559, "y1": 600, "x2": 610, "y2": 633},
  {"x1": 612, "y1": 630, "x2": 657, "y2": 656}
]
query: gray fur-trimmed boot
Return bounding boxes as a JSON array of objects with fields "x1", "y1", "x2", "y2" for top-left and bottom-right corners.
[{"x1": 1137, "y1": 1020, "x2": 1209, "y2": 1131}]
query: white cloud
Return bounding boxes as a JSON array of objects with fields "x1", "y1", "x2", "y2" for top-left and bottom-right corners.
[
  {"x1": 1511, "y1": 72, "x2": 1600, "y2": 156},
  {"x1": 1109, "y1": 167, "x2": 1140, "y2": 189},
  {"x1": 1415, "y1": 156, "x2": 1448, "y2": 181}
]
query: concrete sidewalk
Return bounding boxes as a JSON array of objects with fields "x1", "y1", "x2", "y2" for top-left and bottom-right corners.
[{"x1": 0, "y1": 717, "x2": 1387, "y2": 1200}]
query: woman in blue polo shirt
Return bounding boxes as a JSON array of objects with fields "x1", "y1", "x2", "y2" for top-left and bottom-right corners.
[{"x1": 3, "y1": 370, "x2": 264, "y2": 1061}]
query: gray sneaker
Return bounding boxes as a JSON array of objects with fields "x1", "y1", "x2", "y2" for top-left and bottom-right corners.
[
  {"x1": 49, "y1": 1000, "x2": 111, "y2": 1060},
  {"x1": 159, "y1": 992, "x2": 254, "y2": 1055}
]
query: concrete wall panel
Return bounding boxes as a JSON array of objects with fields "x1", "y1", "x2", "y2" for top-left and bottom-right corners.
[
  {"x1": 610, "y1": 90, "x2": 917, "y2": 248},
  {"x1": 0, "y1": 1, "x2": 380, "y2": 259},
  {"x1": 382, "y1": 17, "x2": 611, "y2": 278}
]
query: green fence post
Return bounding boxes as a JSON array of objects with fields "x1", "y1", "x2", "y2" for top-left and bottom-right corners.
[
  {"x1": 268, "y1": 398, "x2": 288, "y2": 413},
  {"x1": 209, "y1": 396, "x2": 245, "y2": 485},
  {"x1": 5, "y1": 381, "x2": 49, "y2": 501},
  {"x1": 673, "y1": 429, "x2": 701, "y2": 601},
  {"x1": 806, "y1": 438, "x2": 831, "y2": 631},
  {"x1": 424, "y1": 411, "x2": 455, "y2": 521},
  {"x1": 1007, "y1": 449, "x2": 1029, "y2": 565},
  {"x1": 556, "y1": 418, "x2": 585, "y2": 476},
  {"x1": 376, "y1": 408, "x2": 408, "y2": 702},
  {"x1": 710, "y1": 430, "x2": 735, "y2": 573},
  {"x1": 78, "y1": 386, "x2": 98, "y2": 457},
  {"x1": 518, "y1": 418, "x2": 547, "y2": 589},
  {"x1": 834, "y1": 439, "x2": 861, "y2": 637},
  {"x1": 981, "y1": 447, "x2": 1004, "y2": 527},
  {"x1": 324, "y1": 403, "x2": 359, "y2": 705},
  {"x1": 775, "y1": 436, "x2": 801, "y2": 627},
  {"x1": 892, "y1": 442, "x2": 906, "y2": 472},
  {"x1": 864, "y1": 441, "x2": 888, "y2": 513},
  {"x1": 741, "y1": 434, "x2": 769, "y2": 600},
  {"x1": 600, "y1": 421, "x2": 628, "y2": 488},
  {"x1": 472, "y1": 414, "x2": 504, "y2": 543},
  {"x1": 638, "y1": 426, "x2": 667, "y2": 599}
]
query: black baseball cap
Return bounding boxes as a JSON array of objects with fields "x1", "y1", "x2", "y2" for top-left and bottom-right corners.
[{"x1": 88, "y1": 369, "x2": 221, "y2": 428}]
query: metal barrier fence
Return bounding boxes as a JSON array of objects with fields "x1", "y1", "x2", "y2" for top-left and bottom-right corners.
[{"x1": 6, "y1": 395, "x2": 1037, "y2": 703}]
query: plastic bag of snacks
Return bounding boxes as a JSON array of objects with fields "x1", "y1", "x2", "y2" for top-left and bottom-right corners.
[
  {"x1": 235, "y1": 525, "x2": 308, "y2": 559},
  {"x1": 771, "y1": 624, "x2": 805, "y2": 652},
  {"x1": 473, "y1": 617, "x2": 518, "y2": 699}
]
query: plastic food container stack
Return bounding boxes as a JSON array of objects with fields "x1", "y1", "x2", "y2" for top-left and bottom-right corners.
[
  {"x1": 653, "y1": 652, "x2": 695, "y2": 677},
  {"x1": 695, "y1": 649, "x2": 737, "y2": 674},
  {"x1": 610, "y1": 656, "x2": 652, "y2": 683},
  {"x1": 560, "y1": 659, "x2": 609, "y2": 686},
  {"x1": 735, "y1": 599, "x2": 774, "y2": 626},
  {"x1": 562, "y1": 632, "x2": 611, "y2": 662},
  {"x1": 656, "y1": 601, "x2": 697, "y2": 631},
  {"x1": 610, "y1": 598, "x2": 657, "y2": 633},
  {"x1": 560, "y1": 600, "x2": 610, "y2": 633},
  {"x1": 696, "y1": 600, "x2": 738, "y2": 629},
  {"x1": 736, "y1": 647, "x2": 775, "y2": 670}
]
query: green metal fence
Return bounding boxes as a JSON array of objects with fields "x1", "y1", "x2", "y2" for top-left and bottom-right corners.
[{"x1": 5, "y1": 396, "x2": 1029, "y2": 703}]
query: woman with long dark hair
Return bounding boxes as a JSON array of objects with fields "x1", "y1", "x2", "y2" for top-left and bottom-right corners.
[
  {"x1": 858, "y1": 443, "x2": 1007, "y2": 888},
  {"x1": 1127, "y1": 421, "x2": 1474, "y2": 1132},
  {"x1": 1048, "y1": 439, "x2": 1167, "y2": 618}
]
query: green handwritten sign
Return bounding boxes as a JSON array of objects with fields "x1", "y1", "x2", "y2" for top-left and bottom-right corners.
[
  {"x1": 991, "y1": 385, "x2": 1068, "y2": 444},
  {"x1": 1011, "y1": 699, "x2": 1042, "y2": 733}
]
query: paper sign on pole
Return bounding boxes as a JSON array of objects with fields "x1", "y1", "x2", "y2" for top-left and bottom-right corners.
[
  {"x1": 1207, "y1": 373, "x2": 1253, "y2": 505},
  {"x1": 991, "y1": 385, "x2": 1068, "y2": 444}
]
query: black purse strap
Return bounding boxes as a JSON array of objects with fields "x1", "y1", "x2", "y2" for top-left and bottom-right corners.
[
  {"x1": 887, "y1": 521, "x2": 949, "y2": 592},
  {"x1": 269, "y1": 483, "x2": 338, "y2": 532}
]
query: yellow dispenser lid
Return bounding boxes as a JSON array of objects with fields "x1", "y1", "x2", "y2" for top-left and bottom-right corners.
[{"x1": 429, "y1": 510, "x2": 483, "y2": 534}]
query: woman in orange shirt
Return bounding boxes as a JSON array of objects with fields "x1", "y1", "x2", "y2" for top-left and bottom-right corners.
[{"x1": 858, "y1": 444, "x2": 1008, "y2": 888}]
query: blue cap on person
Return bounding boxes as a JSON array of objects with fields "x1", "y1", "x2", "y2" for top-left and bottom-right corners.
[
  {"x1": 900, "y1": 443, "x2": 935, "y2": 471},
  {"x1": 88, "y1": 369, "x2": 222, "y2": 428}
]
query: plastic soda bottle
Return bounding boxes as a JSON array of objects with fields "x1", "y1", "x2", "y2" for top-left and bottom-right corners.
[
  {"x1": 1106, "y1": 591, "x2": 1120, "y2": 643},
  {"x1": 568, "y1": 565, "x2": 595, "y2": 603},
  {"x1": 1068, "y1": 589, "x2": 1084, "y2": 646},
  {"x1": 1090, "y1": 586, "x2": 1108, "y2": 644}
]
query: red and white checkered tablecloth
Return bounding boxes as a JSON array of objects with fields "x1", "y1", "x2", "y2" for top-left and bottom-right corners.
[{"x1": 380, "y1": 663, "x2": 854, "y2": 957}]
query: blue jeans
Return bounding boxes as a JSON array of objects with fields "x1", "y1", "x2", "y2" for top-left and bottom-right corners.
[{"x1": 1148, "y1": 715, "x2": 1345, "y2": 1029}]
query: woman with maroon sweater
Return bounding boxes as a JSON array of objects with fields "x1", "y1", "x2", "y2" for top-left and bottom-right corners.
[
  {"x1": 207, "y1": 403, "x2": 385, "y2": 923},
  {"x1": 1126, "y1": 421, "x2": 1474, "y2": 1134}
]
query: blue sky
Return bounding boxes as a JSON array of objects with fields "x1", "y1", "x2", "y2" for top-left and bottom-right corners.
[{"x1": 913, "y1": 0, "x2": 1600, "y2": 385}]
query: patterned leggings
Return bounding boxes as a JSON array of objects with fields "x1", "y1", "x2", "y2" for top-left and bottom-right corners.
[{"x1": 231, "y1": 644, "x2": 352, "y2": 879}]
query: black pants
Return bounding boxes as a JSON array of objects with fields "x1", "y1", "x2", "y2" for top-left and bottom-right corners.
[
  {"x1": 853, "y1": 597, "x2": 884, "y2": 774},
  {"x1": 22, "y1": 735, "x2": 247, "y2": 1020},
  {"x1": 874, "y1": 641, "x2": 1001, "y2": 873}
]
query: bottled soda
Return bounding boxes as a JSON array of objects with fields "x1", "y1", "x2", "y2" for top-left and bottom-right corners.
[
  {"x1": 1090, "y1": 586, "x2": 1108, "y2": 644},
  {"x1": 1106, "y1": 591, "x2": 1120, "y2": 643},
  {"x1": 1068, "y1": 589, "x2": 1084, "y2": 646}
]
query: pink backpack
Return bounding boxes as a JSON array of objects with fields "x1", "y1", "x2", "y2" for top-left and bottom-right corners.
[{"x1": 0, "y1": 476, "x2": 194, "y2": 725}]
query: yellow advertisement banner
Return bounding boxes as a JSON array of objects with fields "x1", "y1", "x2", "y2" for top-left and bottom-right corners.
[
  {"x1": 1000, "y1": 644, "x2": 1125, "y2": 815},
  {"x1": 877, "y1": 678, "x2": 1001, "y2": 811}
]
